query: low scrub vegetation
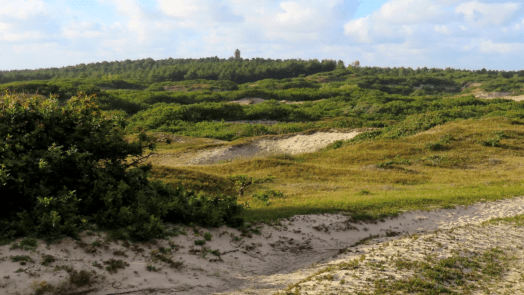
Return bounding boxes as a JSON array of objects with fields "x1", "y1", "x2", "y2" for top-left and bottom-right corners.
[
  {"x1": 0, "y1": 93, "x2": 243, "y2": 243},
  {"x1": 154, "y1": 116, "x2": 524, "y2": 222},
  {"x1": 2, "y1": 61, "x2": 524, "y2": 240}
]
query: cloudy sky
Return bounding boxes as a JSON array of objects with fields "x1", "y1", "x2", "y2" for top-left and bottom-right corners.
[{"x1": 1, "y1": 0, "x2": 523, "y2": 71}]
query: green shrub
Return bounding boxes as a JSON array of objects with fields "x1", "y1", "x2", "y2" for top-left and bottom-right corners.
[
  {"x1": 41, "y1": 254, "x2": 56, "y2": 266},
  {"x1": 95, "y1": 92, "x2": 147, "y2": 115},
  {"x1": 10, "y1": 237, "x2": 38, "y2": 250},
  {"x1": 68, "y1": 269, "x2": 96, "y2": 287},
  {"x1": 104, "y1": 258, "x2": 129, "y2": 274},
  {"x1": 146, "y1": 264, "x2": 157, "y2": 271},
  {"x1": 0, "y1": 93, "x2": 243, "y2": 242},
  {"x1": 478, "y1": 131, "x2": 505, "y2": 147},
  {"x1": 203, "y1": 232, "x2": 212, "y2": 241},
  {"x1": 252, "y1": 190, "x2": 286, "y2": 206},
  {"x1": 426, "y1": 135, "x2": 453, "y2": 151},
  {"x1": 11, "y1": 255, "x2": 34, "y2": 264}
]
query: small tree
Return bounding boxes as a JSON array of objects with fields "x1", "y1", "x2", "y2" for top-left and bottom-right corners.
[
  {"x1": 228, "y1": 175, "x2": 253, "y2": 197},
  {"x1": 337, "y1": 60, "x2": 345, "y2": 69}
]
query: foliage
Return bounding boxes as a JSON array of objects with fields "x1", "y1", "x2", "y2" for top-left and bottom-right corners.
[
  {"x1": 10, "y1": 237, "x2": 38, "y2": 250},
  {"x1": 252, "y1": 190, "x2": 286, "y2": 206},
  {"x1": 0, "y1": 57, "x2": 338, "y2": 84},
  {"x1": 0, "y1": 93, "x2": 243, "y2": 242},
  {"x1": 0, "y1": 80, "x2": 101, "y2": 100},
  {"x1": 3, "y1": 60, "x2": 524, "y2": 230}
]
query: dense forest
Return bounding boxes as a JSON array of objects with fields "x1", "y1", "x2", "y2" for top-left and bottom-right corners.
[{"x1": 0, "y1": 57, "x2": 342, "y2": 84}]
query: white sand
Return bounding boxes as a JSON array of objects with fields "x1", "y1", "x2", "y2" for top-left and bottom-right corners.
[
  {"x1": 186, "y1": 131, "x2": 360, "y2": 165},
  {"x1": 2, "y1": 196, "x2": 524, "y2": 294}
]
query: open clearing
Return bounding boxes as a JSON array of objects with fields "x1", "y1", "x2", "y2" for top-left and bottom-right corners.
[{"x1": 3, "y1": 197, "x2": 524, "y2": 294}]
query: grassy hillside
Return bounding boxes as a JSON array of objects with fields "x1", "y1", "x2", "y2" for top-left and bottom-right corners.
[
  {"x1": 2, "y1": 59, "x2": 524, "y2": 227},
  {"x1": 150, "y1": 116, "x2": 524, "y2": 222}
]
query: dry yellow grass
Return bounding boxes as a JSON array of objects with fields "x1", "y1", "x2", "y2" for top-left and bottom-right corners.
[{"x1": 150, "y1": 117, "x2": 524, "y2": 222}]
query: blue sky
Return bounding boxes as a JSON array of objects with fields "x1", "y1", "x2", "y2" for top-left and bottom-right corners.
[{"x1": 1, "y1": 0, "x2": 523, "y2": 71}]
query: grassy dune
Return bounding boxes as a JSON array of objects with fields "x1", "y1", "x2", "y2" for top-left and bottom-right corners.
[{"x1": 151, "y1": 116, "x2": 524, "y2": 222}]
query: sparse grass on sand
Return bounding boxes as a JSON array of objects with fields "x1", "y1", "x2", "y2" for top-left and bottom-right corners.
[
  {"x1": 150, "y1": 116, "x2": 524, "y2": 223},
  {"x1": 275, "y1": 214, "x2": 524, "y2": 295}
]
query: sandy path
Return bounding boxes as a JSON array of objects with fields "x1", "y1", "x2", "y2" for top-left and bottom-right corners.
[
  {"x1": 219, "y1": 196, "x2": 524, "y2": 294},
  {"x1": 2, "y1": 196, "x2": 524, "y2": 294}
]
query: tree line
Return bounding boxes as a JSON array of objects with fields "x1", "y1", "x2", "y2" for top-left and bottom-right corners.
[{"x1": 0, "y1": 57, "x2": 341, "y2": 84}]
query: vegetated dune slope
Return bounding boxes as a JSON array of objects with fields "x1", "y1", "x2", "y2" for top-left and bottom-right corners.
[
  {"x1": 149, "y1": 131, "x2": 360, "y2": 166},
  {"x1": 3, "y1": 196, "x2": 524, "y2": 295}
]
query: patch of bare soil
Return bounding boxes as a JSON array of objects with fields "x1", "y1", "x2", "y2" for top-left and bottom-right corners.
[
  {"x1": 228, "y1": 98, "x2": 326, "y2": 105},
  {"x1": 3, "y1": 197, "x2": 524, "y2": 295},
  {"x1": 164, "y1": 84, "x2": 212, "y2": 92},
  {"x1": 150, "y1": 131, "x2": 359, "y2": 166},
  {"x1": 228, "y1": 98, "x2": 267, "y2": 105},
  {"x1": 164, "y1": 85, "x2": 186, "y2": 91},
  {"x1": 222, "y1": 120, "x2": 280, "y2": 125},
  {"x1": 475, "y1": 92, "x2": 524, "y2": 101},
  {"x1": 457, "y1": 84, "x2": 524, "y2": 101}
]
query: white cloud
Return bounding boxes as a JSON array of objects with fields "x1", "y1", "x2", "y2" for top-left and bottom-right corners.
[
  {"x1": 61, "y1": 21, "x2": 103, "y2": 39},
  {"x1": 0, "y1": 0, "x2": 45, "y2": 19},
  {"x1": 344, "y1": 17, "x2": 372, "y2": 43},
  {"x1": 375, "y1": 0, "x2": 446, "y2": 24},
  {"x1": 11, "y1": 42, "x2": 59, "y2": 54},
  {"x1": 480, "y1": 40, "x2": 524, "y2": 54},
  {"x1": 0, "y1": 31, "x2": 44, "y2": 42},
  {"x1": 0, "y1": 22, "x2": 10, "y2": 31},
  {"x1": 343, "y1": 0, "x2": 451, "y2": 44},
  {"x1": 158, "y1": 0, "x2": 205, "y2": 18},
  {"x1": 251, "y1": 0, "x2": 345, "y2": 42},
  {"x1": 434, "y1": 25, "x2": 451, "y2": 34},
  {"x1": 276, "y1": 2, "x2": 314, "y2": 27},
  {"x1": 2, "y1": 0, "x2": 524, "y2": 71},
  {"x1": 455, "y1": 1, "x2": 521, "y2": 26}
]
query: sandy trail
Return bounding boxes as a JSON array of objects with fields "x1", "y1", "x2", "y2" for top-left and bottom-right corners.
[{"x1": 2, "y1": 196, "x2": 524, "y2": 294}]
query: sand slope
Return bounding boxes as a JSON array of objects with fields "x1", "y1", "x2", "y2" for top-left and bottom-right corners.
[
  {"x1": 151, "y1": 131, "x2": 360, "y2": 166},
  {"x1": 2, "y1": 197, "x2": 524, "y2": 294}
]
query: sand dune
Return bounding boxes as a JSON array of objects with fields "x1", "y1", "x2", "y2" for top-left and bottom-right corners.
[
  {"x1": 2, "y1": 197, "x2": 524, "y2": 294},
  {"x1": 150, "y1": 131, "x2": 361, "y2": 166}
]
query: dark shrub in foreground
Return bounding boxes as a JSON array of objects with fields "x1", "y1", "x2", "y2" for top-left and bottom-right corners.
[{"x1": 0, "y1": 93, "x2": 242, "y2": 242}]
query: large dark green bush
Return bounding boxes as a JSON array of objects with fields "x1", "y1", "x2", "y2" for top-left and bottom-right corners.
[{"x1": 0, "y1": 93, "x2": 243, "y2": 242}]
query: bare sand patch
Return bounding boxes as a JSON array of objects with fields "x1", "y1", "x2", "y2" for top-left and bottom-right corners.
[
  {"x1": 3, "y1": 197, "x2": 524, "y2": 294},
  {"x1": 228, "y1": 98, "x2": 267, "y2": 105},
  {"x1": 221, "y1": 120, "x2": 279, "y2": 125},
  {"x1": 186, "y1": 131, "x2": 360, "y2": 165},
  {"x1": 476, "y1": 93, "x2": 524, "y2": 102},
  {"x1": 228, "y1": 98, "x2": 326, "y2": 105},
  {"x1": 148, "y1": 131, "x2": 361, "y2": 167},
  {"x1": 461, "y1": 87, "x2": 524, "y2": 102}
]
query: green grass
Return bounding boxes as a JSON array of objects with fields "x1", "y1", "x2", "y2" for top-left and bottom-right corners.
[
  {"x1": 276, "y1": 232, "x2": 512, "y2": 295},
  {"x1": 103, "y1": 258, "x2": 129, "y2": 274},
  {"x1": 11, "y1": 255, "x2": 34, "y2": 265},
  {"x1": 150, "y1": 116, "x2": 524, "y2": 223},
  {"x1": 10, "y1": 237, "x2": 38, "y2": 251},
  {"x1": 482, "y1": 213, "x2": 524, "y2": 227}
]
